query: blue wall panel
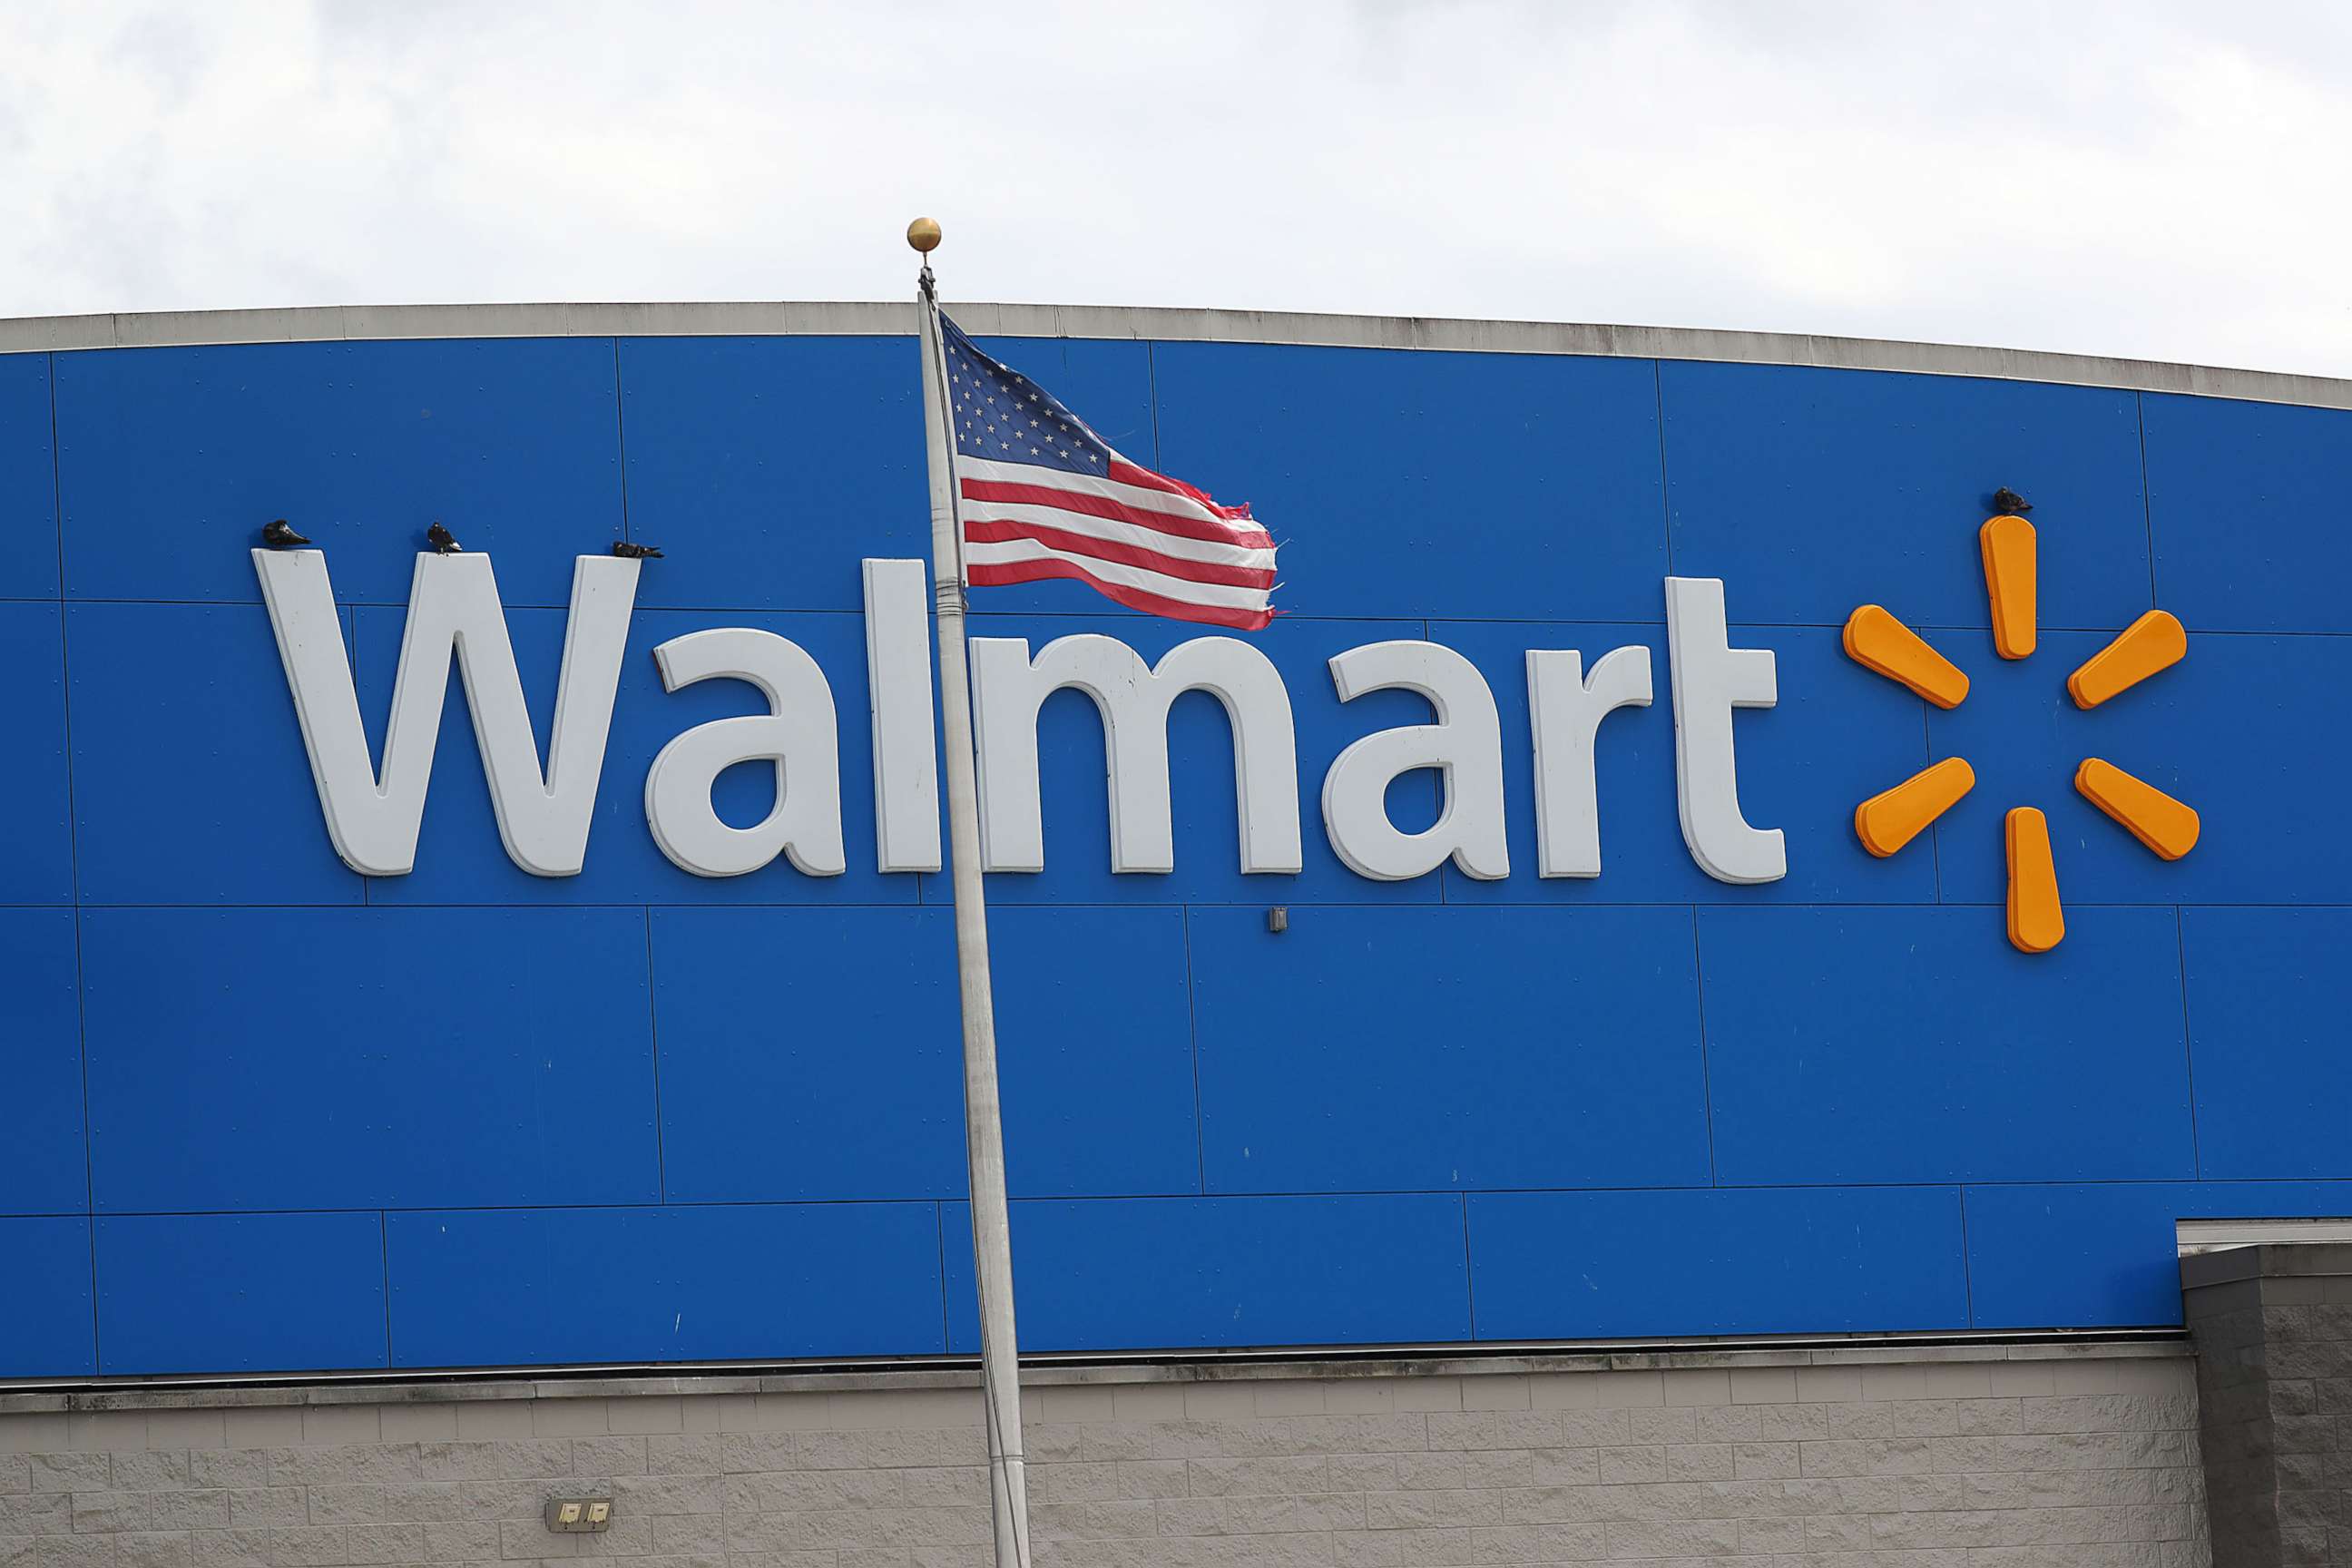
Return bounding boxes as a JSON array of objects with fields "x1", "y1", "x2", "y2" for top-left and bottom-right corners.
[
  {"x1": 945, "y1": 1195, "x2": 1470, "y2": 1352},
  {"x1": 81, "y1": 907, "x2": 658, "y2": 1211},
  {"x1": 1661, "y1": 363, "x2": 2151, "y2": 630},
  {"x1": 1152, "y1": 344, "x2": 1666, "y2": 622},
  {"x1": 66, "y1": 601, "x2": 362, "y2": 905},
  {"x1": 54, "y1": 339, "x2": 623, "y2": 610},
  {"x1": 2182, "y1": 908, "x2": 2352, "y2": 1181},
  {"x1": 1, "y1": 351, "x2": 55, "y2": 599},
  {"x1": 1965, "y1": 1182, "x2": 2352, "y2": 1329},
  {"x1": 0, "y1": 1218, "x2": 92, "y2": 1377},
  {"x1": 0, "y1": 602, "x2": 73, "y2": 904},
  {"x1": 97, "y1": 1211, "x2": 385, "y2": 1374},
  {"x1": 2145, "y1": 393, "x2": 2352, "y2": 633},
  {"x1": 1700, "y1": 906, "x2": 2193, "y2": 1184},
  {"x1": 616, "y1": 336, "x2": 927, "y2": 612},
  {"x1": 1190, "y1": 906, "x2": 1708, "y2": 1192},
  {"x1": 387, "y1": 1203, "x2": 945, "y2": 1367},
  {"x1": 652, "y1": 906, "x2": 1198, "y2": 1201},
  {"x1": 1468, "y1": 1187, "x2": 1971, "y2": 1339},
  {"x1": 1, "y1": 910, "x2": 86, "y2": 1216}
]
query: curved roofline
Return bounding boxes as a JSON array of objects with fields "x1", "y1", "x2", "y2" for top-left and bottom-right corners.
[{"x1": 2, "y1": 299, "x2": 2346, "y2": 409}]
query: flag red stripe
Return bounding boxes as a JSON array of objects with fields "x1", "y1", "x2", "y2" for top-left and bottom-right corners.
[
  {"x1": 961, "y1": 477, "x2": 1274, "y2": 550},
  {"x1": 967, "y1": 559, "x2": 1275, "y2": 631},
  {"x1": 963, "y1": 518, "x2": 1277, "y2": 590},
  {"x1": 1106, "y1": 459, "x2": 1254, "y2": 520}
]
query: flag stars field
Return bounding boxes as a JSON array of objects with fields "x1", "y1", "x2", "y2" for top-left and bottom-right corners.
[{"x1": 1842, "y1": 505, "x2": 2200, "y2": 953}]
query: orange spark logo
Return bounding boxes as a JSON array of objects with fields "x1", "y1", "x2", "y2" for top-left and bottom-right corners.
[{"x1": 1843, "y1": 505, "x2": 2199, "y2": 953}]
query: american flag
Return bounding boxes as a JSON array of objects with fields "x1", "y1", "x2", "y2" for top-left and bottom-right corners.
[{"x1": 940, "y1": 315, "x2": 1277, "y2": 630}]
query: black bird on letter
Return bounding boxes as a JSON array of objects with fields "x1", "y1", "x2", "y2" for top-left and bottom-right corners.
[
  {"x1": 611, "y1": 542, "x2": 664, "y2": 559},
  {"x1": 1991, "y1": 486, "x2": 2032, "y2": 515},
  {"x1": 260, "y1": 519, "x2": 311, "y2": 549},
  {"x1": 426, "y1": 521, "x2": 462, "y2": 554}
]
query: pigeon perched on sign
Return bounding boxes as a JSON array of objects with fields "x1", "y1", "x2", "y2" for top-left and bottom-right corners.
[
  {"x1": 1991, "y1": 486, "x2": 2032, "y2": 515},
  {"x1": 426, "y1": 522, "x2": 462, "y2": 554},
  {"x1": 260, "y1": 519, "x2": 311, "y2": 549},
  {"x1": 611, "y1": 542, "x2": 663, "y2": 559}
]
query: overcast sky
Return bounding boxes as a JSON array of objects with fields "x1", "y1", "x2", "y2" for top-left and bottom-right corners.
[{"x1": 5, "y1": 2, "x2": 2347, "y2": 376}]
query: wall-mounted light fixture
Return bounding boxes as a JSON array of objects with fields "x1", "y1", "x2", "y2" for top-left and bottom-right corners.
[{"x1": 544, "y1": 1499, "x2": 612, "y2": 1534}]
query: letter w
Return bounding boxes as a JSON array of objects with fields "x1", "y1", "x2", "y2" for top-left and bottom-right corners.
[{"x1": 252, "y1": 549, "x2": 641, "y2": 877}]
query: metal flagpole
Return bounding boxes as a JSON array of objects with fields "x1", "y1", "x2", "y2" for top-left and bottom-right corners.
[{"x1": 906, "y1": 217, "x2": 1034, "y2": 1568}]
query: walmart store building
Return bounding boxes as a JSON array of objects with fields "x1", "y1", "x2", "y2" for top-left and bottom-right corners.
[{"x1": 5, "y1": 301, "x2": 2351, "y2": 1568}]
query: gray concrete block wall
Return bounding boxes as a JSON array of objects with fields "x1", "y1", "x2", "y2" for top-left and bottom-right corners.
[
  {"x1": 2182, "y1": 1242, "x2": 2352, "y2": 1566},
  {"x1": 0, "y1": 1355, "x2": 2209, "y2": 1568}
]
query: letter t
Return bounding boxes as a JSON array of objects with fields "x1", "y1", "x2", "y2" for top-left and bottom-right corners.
[{"x1": 1664, "y1": 577, "x2": 1786, "y2": 884}]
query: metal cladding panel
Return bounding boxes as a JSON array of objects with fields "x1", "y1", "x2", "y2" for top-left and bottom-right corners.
[
  {"x1": 66, "y1": 601, "x2": 364, "y2": 905},
  {"x1": 1700, "y1": 906, "x2": 2194, "y2": 1185},
  {"x1": 1932, "y1": 631, "x2": 2352, "y2": 904},
  {"x1": 0, "y1": 351, "x2": 56, "y2": 598},
  {"x1": 385, "y1": 1204, "x2": 946, "y2": 1367},
  {"x1": 2180, "y1": 908, "x2": 2352, "y2": 1181},
  {"x1": 1150, "y1": 343, "x2": 1667, "y2": 622},
  {"x1": 942, "y1": 1195, "x2": 1472, "y2": 1352},
  {"x1": 2144, "y1": 392, "x2": 2352, "y2": 633},
  {"x1": 0, "y1": 910, "x2": 85, "y2": 1216},
  {"x1": 80, "y1": 907, "x2": 659, "y2": 1212},
  {"x1": 1188, "y1": 905, "x2": 1709, "y2": 1193},
  {"x1": 0, "y1": 602, "x2": 72, "y2": 904},
  {"x1": 962, "y1": 612, "x2": 1439, "y2": 906},
  {"x1": 54, "y1": 339, "x2": 624, "y2": 610},
  {"x1": 650, "y1": 906, "x2": 1198, "y2": 1201},
  {"x1": 1964, "y1": 1181, "x2": 2352, "y2": 1328},
  {"x1": 1434, "y1": 620, "x2": 1936, "y2": 906},
  {"x1": 1661, "y1": 362, "x2": 2152, "y2": 631},
  {"x1": 614, "y1": 336, "x2": 928, "y2": 612},
  {"x1": 4, "y1": 325, "x2": 2351, "y2": 1375},
  {"x1": 0, "y1": 1218, "x2": 92, "y2": 1377},
  {"x1": 1466, "y1": 1187, "x2": 1972, "y2": 1338},
  {"x1": 95, "y1": 1212, "x2": 387, "y2": 1375}
]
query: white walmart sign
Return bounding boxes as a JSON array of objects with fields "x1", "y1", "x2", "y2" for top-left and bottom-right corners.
[{"x1": 253, "y1": 550, "x2": 1788, "y2": 888}]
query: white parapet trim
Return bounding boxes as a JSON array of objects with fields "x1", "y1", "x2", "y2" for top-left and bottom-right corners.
[{"x1": 2, "y1": 299, "x2": 2347, "y2": 409}]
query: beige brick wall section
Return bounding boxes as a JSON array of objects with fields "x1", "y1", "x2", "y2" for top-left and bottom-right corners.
[{"x1": 0, "y1": 1357, "x2": 2210, "y2": 1568}]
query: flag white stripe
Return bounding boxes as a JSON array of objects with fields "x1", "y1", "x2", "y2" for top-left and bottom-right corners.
[
  {"x1": 963, "y1": 538, "x2": 1274, "y2": 612},
  {"x1": 956, "y1": 455, "x2": 1259, "y2": 536},
  {"x1": 959, "y1": 500, "x2": 1277, "y2": 571}
]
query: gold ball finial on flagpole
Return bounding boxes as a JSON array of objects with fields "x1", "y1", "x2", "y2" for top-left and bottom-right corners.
[{"x1": 906, "y1": 217, "x2": 942, "y2": 253}]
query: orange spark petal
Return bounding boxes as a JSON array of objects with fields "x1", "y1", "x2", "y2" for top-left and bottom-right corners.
[
  {"x1": 1854, "y1": 757, "x2": 1976, "y2": 858},
  {"x1": 2076, "y1": 758, "x2": 2200, "y2": 860},
  {"x1": 1980, "y1": 514, "x2": 2037, "y2": 661},
  {"x1": 2004, "y1": 807, "x2": 2065, "y2": 954},
  {"x1": 1843, "y1": 604, "x2": 1970, "y2": 709},
  {"x1": 2069, "y1": 610, "x2": 2187, "y2": 709}
]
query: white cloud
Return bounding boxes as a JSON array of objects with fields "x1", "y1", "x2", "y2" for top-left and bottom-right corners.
[{"x1": 2, "y1": 0, "x2": 2345, "y2": 375}]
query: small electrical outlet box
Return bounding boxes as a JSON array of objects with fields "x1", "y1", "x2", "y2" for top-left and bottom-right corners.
[{"x1": 544, "y1": 1498, "x2": 612, "y2": 1534}]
